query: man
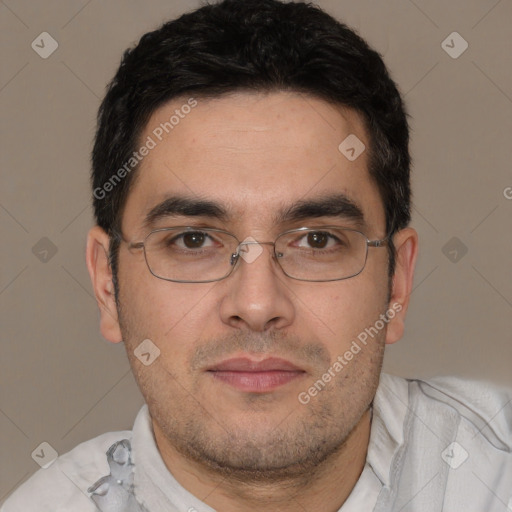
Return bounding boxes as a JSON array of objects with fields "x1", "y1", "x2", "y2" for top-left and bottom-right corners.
[{"x1": 3, "y1": 0, "x2": 510, "y2": 511}]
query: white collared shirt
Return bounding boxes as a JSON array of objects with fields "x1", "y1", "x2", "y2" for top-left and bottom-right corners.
[{"x1": 2, "y1": 373, "x2": 511, "y2": 511}]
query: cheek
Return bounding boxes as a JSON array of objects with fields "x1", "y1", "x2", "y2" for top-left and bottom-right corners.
[
  {"x1": 311, "y1": 277, "x2": 389, "y2": 352},
  {"x1": 119, "y1": 263, "x2": 219, "y2": 356}
]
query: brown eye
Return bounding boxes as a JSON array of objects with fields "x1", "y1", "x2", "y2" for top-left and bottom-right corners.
[
  {"x1": 182, "y1": 232, "x2": 207, "y2": 248},
  {"x1": 161, "y1": 231, "x2": 216, "y2": 251},
  {"x1": 307, "y1": 232, "x2": 329, "y2": 249}
]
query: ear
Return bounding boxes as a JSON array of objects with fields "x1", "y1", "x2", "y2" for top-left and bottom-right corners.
[
  {"x1": 385, "y1": 227, "x2": 419, "y2": 345},
  {"x1": 86, "y1": 225, "x2": 123, "y2": 343}
]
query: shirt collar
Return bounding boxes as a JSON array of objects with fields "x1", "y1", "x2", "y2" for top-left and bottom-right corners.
[
  {"x1": 130, "y1": 405, "x2": 216, "y2": 512},
  {"x1": 365, "y1": 372, "x2": 409, "y2": 487}
]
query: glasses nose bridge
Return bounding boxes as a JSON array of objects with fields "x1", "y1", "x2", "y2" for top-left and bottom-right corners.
[
  {"x1": 234, "y1": 239, "x2": 277, "y2": 257},
  {"x1": 237, "y1": 239, "x2": 275, "y2": 250},
  {"x1": 230, "y1": 239, "x2": 279, "y2": 267}
]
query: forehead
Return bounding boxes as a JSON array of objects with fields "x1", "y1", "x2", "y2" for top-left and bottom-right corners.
[{"x1": 122, "y1": 91, "x2": 385, "y2": 234}]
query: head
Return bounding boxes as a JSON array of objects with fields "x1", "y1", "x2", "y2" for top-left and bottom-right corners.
[{"x1": 87, "y1": 0, "x2": 418, "y2": 482}]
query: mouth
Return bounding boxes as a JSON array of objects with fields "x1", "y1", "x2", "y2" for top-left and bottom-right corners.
[{"x1": 206, "y1": 356, "x2": 306, "y2": 393}]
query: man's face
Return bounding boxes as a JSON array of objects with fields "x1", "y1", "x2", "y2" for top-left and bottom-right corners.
[{"x1": 110, "y1": 91, "x2": 395, "y2": 477}]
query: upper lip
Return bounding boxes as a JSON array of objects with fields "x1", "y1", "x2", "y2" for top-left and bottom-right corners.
[{"x1": 207, "y1": 357, "x2": 304, "y2": 372}]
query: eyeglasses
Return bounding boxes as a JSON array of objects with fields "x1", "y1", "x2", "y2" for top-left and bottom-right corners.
[{"x1": 117, "y1": 226, "x2": 388, "y2": 283}]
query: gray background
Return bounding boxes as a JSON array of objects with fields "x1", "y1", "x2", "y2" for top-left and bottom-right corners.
[{"x1": 1, "y1": 0, "x2": 511, "y2": 503}]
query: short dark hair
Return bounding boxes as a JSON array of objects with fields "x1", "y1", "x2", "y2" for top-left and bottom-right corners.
[{"x1": 91, "y1": 0, "x2": 411, "y2": 297}]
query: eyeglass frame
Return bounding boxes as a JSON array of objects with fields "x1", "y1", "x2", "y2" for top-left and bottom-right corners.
[{"x1": 113, "y1": 225, "x2": 390, "y2": 283}]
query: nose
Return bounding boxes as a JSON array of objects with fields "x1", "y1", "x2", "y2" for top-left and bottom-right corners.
[{"x1": 219, "y1": 241, "x2": 295, "y2": 332}]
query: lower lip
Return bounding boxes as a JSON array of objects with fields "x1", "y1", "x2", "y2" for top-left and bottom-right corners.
[{"x1": 209, "y1": 370, "x2": 304, "y2": 392}]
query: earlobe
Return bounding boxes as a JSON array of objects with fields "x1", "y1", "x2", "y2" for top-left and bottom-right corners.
[
  {"x1": 385, "y1": 227, "x2": 419, "y2": 345},
  {"x1": 86, "y1": 226, "x2": 123, "y2": 344}
]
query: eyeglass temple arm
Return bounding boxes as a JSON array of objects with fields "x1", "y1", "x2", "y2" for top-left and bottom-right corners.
[
  {"x1": 110, "y1": 229, "x2": 144, "y2": 250},
  {"x1": 368, "y1": 235, "x2": 390, "y2": 248},
  {"x1": 368, "y1": 239, "x2": 387, "y2": 248}
]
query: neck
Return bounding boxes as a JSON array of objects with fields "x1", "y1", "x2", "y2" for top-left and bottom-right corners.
[{"x1": 153, "y1": 407, "x2": 372, "y2": 512}]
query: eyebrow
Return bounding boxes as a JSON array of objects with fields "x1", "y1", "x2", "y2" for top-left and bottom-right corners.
[
  {"x1": 275, "y1": 193, "x2": 365, "y2": 228},
  {"x1": 142, "y1": 196, "x2": 230, "y2": 230},
  {"x1": 142, "y1": 193, "x2": 366, "y2": 230}
]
